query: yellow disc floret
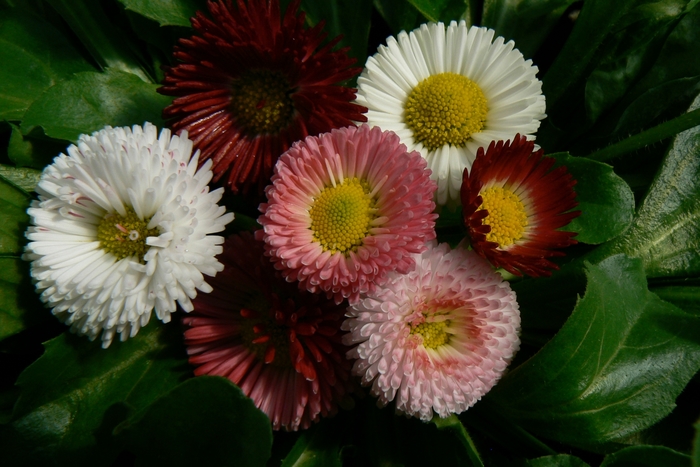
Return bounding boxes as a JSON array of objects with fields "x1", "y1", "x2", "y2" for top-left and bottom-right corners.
[
  {"x1": 411, "y1": 319, "x2": 450, "y2": 349},
  {"x1": 97, "y1": 207, "x2": 158, "y2": 263},
  {"x1": 478, "y1": 186, "x2": 528, "y2": 247},
  {"x1": 230, "y1": 69, "x2": 295, "y2": 135},
  {"x1": 309, "y1": 177, "x2": 376, "y2": 254},
  {"x1": 403, "y1": 72, "x2": 488, "y2": 151}
]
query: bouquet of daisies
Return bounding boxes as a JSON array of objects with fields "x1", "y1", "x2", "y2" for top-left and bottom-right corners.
[{"x1": 1, "y1": 0, "x2": 700, "y2": 466}]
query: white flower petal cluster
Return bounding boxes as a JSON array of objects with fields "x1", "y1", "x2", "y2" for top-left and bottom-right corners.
[
  {"x1": 24, "y1": 123, "x2": 234, "y2": 347},
  {"x1": 356, "y1": 21, "x2": 546, "y2": 206}
]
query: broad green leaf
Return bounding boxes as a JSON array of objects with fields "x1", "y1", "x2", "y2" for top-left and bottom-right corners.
[
  {"x1": 405, "y1": 0, "x2": 467, "y2": 22},
  {"x1": 2, "y1": 322, "x2": 190, "y2": 466},
  {"x1": 488, "y1": 254, "x2": 700, "y2": 452},
  {"x1": 527, "y1": 454, "x2": 590, "y2": 467},
  {"x1": 651, "y1": 285, "x2": 700, "y2": 315},
  {"x1": 0, "y1": 257, "x2": 47, "y2": 342},
  {"x1": 117, "y1": 0, "x2": 202, "y2": 27},
  {"x1": 481, "y1": 0, "x2": 579, "y2": 58},
  {"x1": 8, "y1": 123, "x2": 66, "y2": 170},
  {"x1": 595, "y1": 93, "x2": 700, "y2": 277},
  {"x1": 281, "y1": 422, "x2": 343, "y2": 467},
  {"x1": 600, "y1": 445, "x2": 691, "y2": 467},
  {"x1": 45, "y1": 0, "x2": 152, "y2": 82},
  {"x1": 584, "y1": 0, "x2": 693, "y2": 123},
  {"x1": 542, "y1": 0, "x2": 637, "y2": 110},
  {"x1": 551, "y1": 153, "x2": 635, "y2": 244},
  {"x1": 118, "y1": 376, "x2": 272, "y2": 467},
  {"x1": 433, "y1": 415, "x2": 484, "y2": 467},
  {"x1": 0, "y1": 10, "x2": 93, "y2": 121},
  {"x1": 0, "y1": 165, "x2": 42, "y2": 195},
  {"x1": 374, "y1": 0, "x2": 422, "y2": 34},
  {"x1": 0, "y1": 175, "x2": 30, "y2": 255},
  {"x1": 21, "y1": 69, "x2": 171, "y2": 142},
  {"x1": 301, "y1": 0, "x2": 373, "y2": 67}
]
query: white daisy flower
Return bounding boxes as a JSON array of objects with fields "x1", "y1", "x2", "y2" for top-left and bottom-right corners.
[
  {"x1": 24, "y1": 123, "x2": 234, "y2": 348},
  {"x1": 356, "y1": 21, "x2": 546, "y2": 206}
]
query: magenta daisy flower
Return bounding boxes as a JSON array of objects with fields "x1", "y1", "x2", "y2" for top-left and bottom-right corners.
[
  {"x1": 257, "y1": 124, "x2": 438, "y2": 305},
  {"x1": 343, "y1": 242, "x2": 520, "y2": 420},
  {"x1": 461, "y1": 135, "x2": 580, "y2": 277},
  {"x1": 183, "y1": 232, "x2": 354, "y2": 431},
  {"x1": 159, "y1": 0, "x2": 367, "y2": 194}
]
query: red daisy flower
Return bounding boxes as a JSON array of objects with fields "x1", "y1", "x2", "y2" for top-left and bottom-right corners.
[
  {"x1": 182, "y1": 231, "x2": 355, "y2": 431},
  {"x1": 461, "y1": 135, "x2": 580, "y2": 277},
  {"x1": 159, "y1": 0, "x2": 367, "y2": 194}
]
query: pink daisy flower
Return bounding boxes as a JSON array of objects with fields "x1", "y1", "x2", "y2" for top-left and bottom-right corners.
[
  {"x1": 257, "y1": 124, "x2": 438, "y2": 305},
  {"x1": 183, "y1": 232, "x2": 354, "y2": 431},
  {"x1": 343, "y1": 242, "x2": 520, "y2": 420},
  {"x1": 461, "y1": 135, "x2": 580, "y2": 277}
]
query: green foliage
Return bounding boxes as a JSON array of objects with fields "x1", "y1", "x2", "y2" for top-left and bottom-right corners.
[
  {"x1": 0, "y1": 175, "x2": 30, "y2": 255},
  {"x1": 117, "y1": 0, "x2": 204, "y2": 27},
  {"x1": 599, "y1": 445, "x2": 691, "y2": 467},
  {"x1": 550, "y1": 153, "x2": 635, "y2": 244},
  {"x1": 526, "y1": 455, "x2": 590, "y2": 467},
  {"x1": 488, "y1": 255, "x2": 700, "y2": 452},
  {"x1": 595, "y1": 94, "x2": 700, "y2": 277},
  {"x1": 21, "y1": 69, "x2": 171, "y2": 142},
  {"x1": 2, "y1": 322, "x2": 191, "y2": 466},
  {"x1": 117, "y1": 376, "x2": 273, "y2": 467},
  {"x1": 0, "y1": 10, "x2": 93, "y2": 121},
  {"x1": 0, "y1": 257, "x2": 46, "y2": 341}
]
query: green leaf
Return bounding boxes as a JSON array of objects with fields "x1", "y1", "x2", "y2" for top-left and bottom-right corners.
[
  {"x1": 8, "y1": 123, "x2": 66, "y2": 170},
  {"x1": 117, "y1": 0, "x2": 201, "y2": 27},
  {"x1": 405, "y1": 0, "x2": 467, "y2": 22},
  {"x1": 481, "y1": 0, "x2": 579, "y2": 58},
  {"x1": 651, "y1": 285, "x2": 700, "y2": 315},
  {"x1": 433, "y1": 415, "x2": 484, "y2": 467},
  {"x1": 281, "y1": 422, "x2": 343, "y2": 467},
  {"x1": 301, "y1": 0, "x2": 373, "y2": 67},
  {"x1": 584, "y1": 0, "x2": 693, "y2": 123},
  {"x1": 542, "y1": 0, "x2": 638, "y2": 110},
  {"x1": 0, "y1": 257, "x2": 47, "y2": 342},
  {"x1": 0, "y1": 175, "x2": 30, "y2": 255},
  {"x1": 374, "y1": 0, "x2": 422, "y2": 35},
  {"x1": 21, "y1": 69, "x2": 172, "y2": 142},
  {"x1": 45, "y1": 0, "x2": 152, "y2": 83},
  {"x1": 0, "y1": 165, "x2": 42, "y2": 195},
  {"x1": 551, "y1": 153, "x2": 635, "y2": 244},
  {"x1": 0, "y1": 10, "x2": 93, "y2": 121},
  {"x1": 488, "y1": 254, "x2": 700, "y2": 452},
  {"x1": 599, "y1": 445, "x2": 691, "y2": 467},
  {"x1": 2, "y1": 321, "x2": 190, "y2": 466},
  {"x1": 118, "y1": 376, "x2": 272, "y2": 467},
  {"x1": 526, "y1": 454, "x2": 591, "y2": 467},
  {"x1": 595, "y1": 93, "x2": 700, "y2": 277}
]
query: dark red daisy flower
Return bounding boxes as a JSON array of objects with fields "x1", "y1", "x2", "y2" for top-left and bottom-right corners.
[
  {"x1": 159, "y1": 0, "x2": 367, "y2": 194},
  {"x1": 461, "y1": 135, "x2": 580, "y2": 277},
  {"x1": 182, "y1": 231, "x2": 355, "y2": 431}
]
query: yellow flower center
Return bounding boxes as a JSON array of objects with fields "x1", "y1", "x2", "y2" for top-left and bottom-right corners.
[
  {"x1": 229, "y1": 69, "x2": 295, "y2": 135},
  {"x1": 309, "y1": 177, "x2": 377, "y2": 254},
  {"x1": 478, "y1": 186, "x2": 529, "y2": 247},
  {"x1": 97, "y1": 207, "x2": 158, "y2": 262},
  {"x1": 403, "y1": 72, "x2": 488, "y2": 151},
  {"x1": 411, "y1": 319, "x2": 450, "y2": 349}
]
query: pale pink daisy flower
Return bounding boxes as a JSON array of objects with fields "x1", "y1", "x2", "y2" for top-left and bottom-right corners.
[
  {"x1": 343, "y1": 242, "x2": 520, "y2": 420},
  {"x1": 183, "y1": 232, "x2": 354, "y2": 431},
  {"x1": 257, "y1": 124, "x2": 438, "y2": 305}
]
